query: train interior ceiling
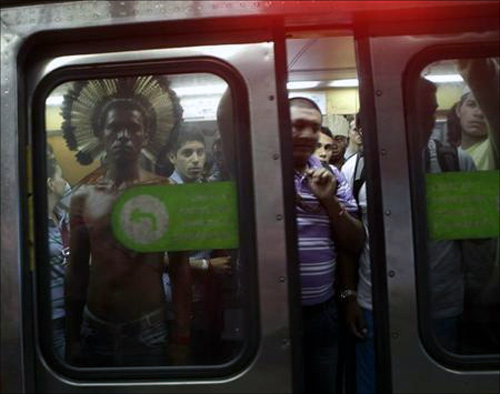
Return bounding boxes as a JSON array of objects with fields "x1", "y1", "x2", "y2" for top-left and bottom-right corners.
[{"x1": 45, "y1": 34, "x2": 463, "y2": 184}]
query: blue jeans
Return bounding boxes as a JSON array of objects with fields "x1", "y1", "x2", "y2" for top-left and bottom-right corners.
[
  {"x1": 356, "y1": 308, "x2": 375, "y2": 394},
  {"x1": 81, "y1": 306, "x2": 168, "y2": 367},
  {"x1": 303, "y1": 298, "x2": 339, "y2": 394}
]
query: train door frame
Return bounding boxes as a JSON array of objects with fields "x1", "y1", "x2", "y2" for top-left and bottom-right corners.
[
  {"x1": 2, "y1": 8, "x2": 304, "y2": 393},
  {"x1": 353, "y1": 12, "x2": 499, "y2": 394}
]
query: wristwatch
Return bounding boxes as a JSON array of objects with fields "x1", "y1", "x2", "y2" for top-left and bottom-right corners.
[{"x1": 339, "y1": 289, "x2": 357, "y2": 301}]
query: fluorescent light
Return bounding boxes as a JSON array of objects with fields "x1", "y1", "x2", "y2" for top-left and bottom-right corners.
[
  {"x1": 287, "y1": 81, "x2": 320, "y2": 90},
  {"x1": 172, "y1": 84, "x2": 227, "y2": 97},
  {"x1": 46, "y1": 95, "x2": 64, "y2": 106},
  {"x1": 424, "y1": 74, "x2": 463, "y2": 83},
  {"x1": 329, "y1": 79, "x2": 359, "y2": 87}
]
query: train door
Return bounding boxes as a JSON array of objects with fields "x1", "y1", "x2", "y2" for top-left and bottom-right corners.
[
  {"x1": 1, "y1": 4, "x2": 302, "y2": 393},
  {"x1": 354, "y1": 7, "x2": 499, "y2": 394}
]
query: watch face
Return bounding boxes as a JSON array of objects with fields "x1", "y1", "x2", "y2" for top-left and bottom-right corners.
[{"x1": 340, "y1": 290, "x2": 356, "y2": 300}]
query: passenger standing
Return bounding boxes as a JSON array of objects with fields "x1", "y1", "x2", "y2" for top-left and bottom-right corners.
[
  {"x1": 290, "y1": 97, "x2": 364, "y2": 394},
  {"x1": 341, "y1": 122, "x2": 375, "y2": 394},
  {"x1": 63, "y1": 76, "x2": 192, "y2": 367},
  {"x1": 167, "y1": 126, "x2": 231, "y2": 364},
  {"x1": 345, "y1": 113, "x2": 363, "y2": 161},
  {"x1": 314, "y1": 126, "x2": 335, "y2": 167},
  {"x1": 47, "y1": 153, "x2": 71, "y2": 359},
  {"x1": 168, "y1": 127, "x2": 207, "y2": 184},
  {"x1": 453, "y1": 58, "x2": 499, "y2": 171},
  {"x1": 416, "y1": 79, "x2": 476, "y2": 352},
  {"x1": 446, "y1": 90, "x2": 494, "y2": 171},
  {"x1": 455, "y1": 58, "x2": 499, "y2": 354},
  {"x1": 328, "y1": 115, "x2": 350, "y2": 170}
]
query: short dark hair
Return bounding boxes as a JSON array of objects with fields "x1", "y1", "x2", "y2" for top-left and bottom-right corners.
[
  {"x1": 415, "y1": 78, "x2": 438, "y2": 143},
  {"x1": 320, "y1": 126, "x2": 333, "y2": 139},
  {"x1": 170, "y1": 124, "x2": 206, "y2": 155},
  {"x1": 289, "y1": 97, "x2": 322, "y2": 115},
  {"x1": 354, "y1": 111, "x2": 362, "y2": 130}
]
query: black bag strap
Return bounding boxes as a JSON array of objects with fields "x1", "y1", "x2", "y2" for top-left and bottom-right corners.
[
  {"x1": 321, "y1": 161, "x2": 335, "y2": 174},
  {"x1": 427, "y1": 139, "x2": 460, "y2": 173},
  {"x1": 352, "y1": 153, "x2": 365, "y2": 205}
]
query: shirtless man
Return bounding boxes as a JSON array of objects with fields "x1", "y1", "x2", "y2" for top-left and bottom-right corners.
[{"x1": 65, "y1": 97, "x2": 191, "y2": 367}]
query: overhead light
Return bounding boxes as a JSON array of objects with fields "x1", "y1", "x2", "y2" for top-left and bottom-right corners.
[
  {"x1": 46, "y1": 95, "x2": 64, "y2": 106},
  {"x1": 329, "y1": 79, "x2": 359, "y2": 87},
  {"x1": 287, "y1": 81, "x2": 320, "y2": 90},
  {"x1": 424, "y1": 74, "x2": 463, "y2": 83},
  {"x1": 172, "y1": 84, "x2": 227, "y2": 97}
]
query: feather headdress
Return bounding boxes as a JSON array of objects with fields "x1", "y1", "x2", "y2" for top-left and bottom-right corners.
[{"x1": 61, "y1": 75, "x2": 183, "y2": 166}]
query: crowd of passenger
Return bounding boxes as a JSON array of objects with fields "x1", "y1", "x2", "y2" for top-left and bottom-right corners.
[{"x1": 45, "y1": 57, "x2": 498, "y2": 393}]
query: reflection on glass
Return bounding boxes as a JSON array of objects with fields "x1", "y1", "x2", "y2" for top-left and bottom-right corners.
[
  {"x1": 421, "y1": 57, "x2": 499, "y2": 355},
  {"x1": 44, "y1": 73, "x2": 245, "y2": 368},
  {"x1": 46, "y1": 146, "x2": 71, "y2": 360}
]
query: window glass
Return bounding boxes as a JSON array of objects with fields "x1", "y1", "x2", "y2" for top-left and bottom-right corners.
[
  {"x1": 43, "y1": 72, "x2": 250, "y2": 368},
  {"x1": 416, "y1": 57, "x2": 499, "y2": 355}
]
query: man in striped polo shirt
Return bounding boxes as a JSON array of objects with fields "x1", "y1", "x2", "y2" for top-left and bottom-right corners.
[{"x1": 290, "y1": 97, "x2": 365, "y2": 394}]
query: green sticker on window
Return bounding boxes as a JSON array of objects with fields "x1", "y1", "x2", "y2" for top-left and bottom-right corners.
[
  {"x1": 426, "y1": 170, "x2": 499, "y2": 240},
  {"x1": 112, "y1": 181, "x2": 239, "y2": 252}
]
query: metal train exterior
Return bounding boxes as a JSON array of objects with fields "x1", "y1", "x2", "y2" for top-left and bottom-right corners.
[{"x1": 1, "y1": 1, "x2": 499, "y2": 393}]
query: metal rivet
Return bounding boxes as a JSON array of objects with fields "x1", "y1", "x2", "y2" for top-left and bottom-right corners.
[
  {"x1": 385, "y1": 210, "x2": 391, "y2": 216},
  {"x1": 281, "y1": 337, "x2": 290, "y2": 347},
  {"x1": 391, "y1": 332, "x2": 399, "y2": 339},
  {"x1": 381, "y1": 149, "x2": 387, "y2": 156},
  {"x1": 388, "y1": 270, "x2": 395, "y2": 278},
  {"x1": 269, "y1": 95, "x2": 275, "y2": 101},
  {"x1": 279, "y1": 276, "x2": 286, "y2": 283},
  {"x1": 376, "y1": 90, "x2": 383, "y2": 96},
  {"x1": 276, "y1": 214, "x2": 283, "y2": 221},
  {"x1": 272, "y1": 153, "x2": 279, "y2": 160}
]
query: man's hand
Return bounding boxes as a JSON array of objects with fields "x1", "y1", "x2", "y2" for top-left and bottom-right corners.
[
  {"x1": 345, "y1": 300, "x2": 368, "y2": 340},
  {"x1": 306, "y1": 168, "x2": 337, "y2": 203}
]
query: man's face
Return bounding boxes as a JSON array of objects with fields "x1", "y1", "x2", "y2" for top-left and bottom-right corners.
[
  {"x1": 314, "y1": 132, "x2": 334, "y2": 164},
  {"x1": 290, "y1": 106, "x2": 322, "y2": 165},
  {"x1": 169, "y1": 140, "x2": 206, "y2": 183},
  {"x1": 331, "y1": 135, "x2": 348, "y2": 160},
  {"x1": 349, "y1": 120, "x2": 363, "y2": 146},
  {"x1": 456, "y1": 93, "x2": 487, "y2": 139},
  {"x1": 102, "y1": 105, "x2": 146, "y2": 163}
]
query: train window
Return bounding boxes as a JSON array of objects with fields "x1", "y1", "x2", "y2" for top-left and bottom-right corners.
[
  {"x1": 409, "y1": 57, "x2": 499, "y2": 358},
  {"x1": 40, "y1": 71, "x2": 255, "y2": 374}
]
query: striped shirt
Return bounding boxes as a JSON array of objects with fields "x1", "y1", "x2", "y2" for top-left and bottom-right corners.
[{"x1": 296, "y1": 156, "x2": 358, "y2": 306}]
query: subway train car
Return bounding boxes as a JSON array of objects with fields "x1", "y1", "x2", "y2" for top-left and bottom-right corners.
[{"x1": 1, "y1": 1, "x2": 499, "y2": 393}]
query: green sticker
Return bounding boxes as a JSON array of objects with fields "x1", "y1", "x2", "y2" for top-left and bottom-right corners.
[
  {"x1": 426, "y1": 170, "x2": 499, "y2": 240},
  {"x1": 112, "y1": 181, "x2": 239, "y2": 252}
]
